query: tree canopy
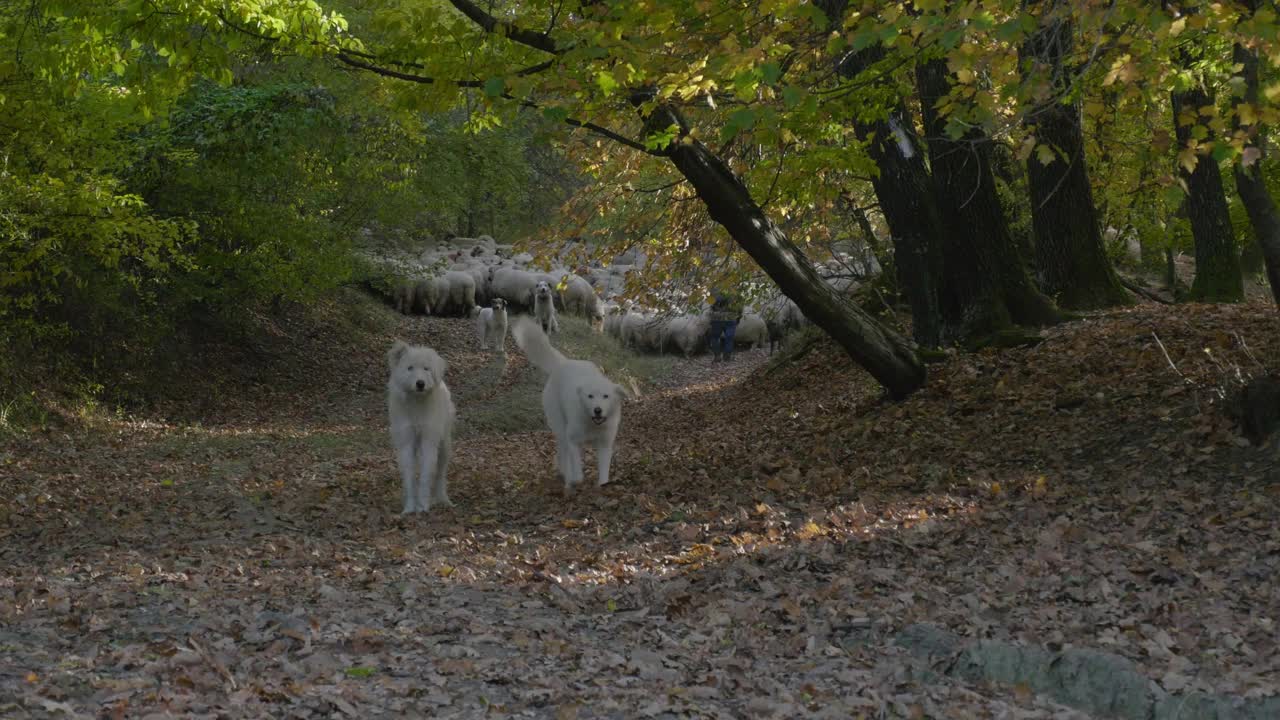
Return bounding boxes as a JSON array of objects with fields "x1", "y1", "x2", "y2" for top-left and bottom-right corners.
[{"x1": 3, "y1": 0, "x2": 1278, "y2": 390}]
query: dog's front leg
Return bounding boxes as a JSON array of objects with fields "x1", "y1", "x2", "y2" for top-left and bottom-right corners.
[
  {"x1": 431, "y1": 438, "x2": 453, "y2": 507},
  {"x1": 563, "y1": 441, "x2": 584, "y2": 489},
  {"x1": 415, "y1": 439, "x2": 436, "y2": 513},
  {"x1": 396, "y1": 441, "x2": 418, "y2": 515},
  {"x1": 596, "y1": 443, "x2": 614, "y2": 487}
]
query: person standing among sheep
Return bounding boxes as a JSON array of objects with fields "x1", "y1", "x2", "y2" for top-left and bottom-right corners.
[{"x1": 707, "y1": 286, "x2": 743, "y2": 362}]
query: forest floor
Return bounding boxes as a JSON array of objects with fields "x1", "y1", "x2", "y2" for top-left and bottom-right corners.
[{"x1": 2, "y1": 289, "x2": 1279, "y2": 719}]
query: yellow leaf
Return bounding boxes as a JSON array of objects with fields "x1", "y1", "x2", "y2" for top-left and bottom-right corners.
[
  {"x1": 561, "y1": 519, "x2": 582, "y2": 529},
  {"x1": 1016, "y1": 136, "x2": 1036, "y2": 162},
  {"x1": 437, "y1": 565, "x2": 455, "y2": 577},
  {"x1": 1178, "y1": 147, "x2": 1199, "y2": 174},
  {"x1": 1238, "y1": 103, "x2": 1257, "y2": 126},
  {"x1": 1034, "y1": 143, "x2": 1057, "y2": 165},
  {"x1": 25, "y1": 672, "x2": 38, "y2": 684},
  {"x1": 1169, "y1": 17, "x2": 1187, "y2": 37},
  {"x1": 990, "y1": 482, "x2": 1003, "y2": 496}
]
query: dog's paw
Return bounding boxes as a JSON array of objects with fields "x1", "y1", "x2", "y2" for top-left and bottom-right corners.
[{"x1": 433, "y1": 496, "x2": 454, "y2": 508}]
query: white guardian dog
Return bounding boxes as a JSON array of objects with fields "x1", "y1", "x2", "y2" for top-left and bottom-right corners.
[
  {"x1": 531, "y1": 280, "x2": 560, "y2": 334},
  {"x1": 386, "y1": 340, "x2": 456, "y2": 514},
  {"x1": 512, "y1": 317, "x2": 629, "y2": 494},
  {"x1": 474, "y1": 297, "x2": 509, "y2": 354}
]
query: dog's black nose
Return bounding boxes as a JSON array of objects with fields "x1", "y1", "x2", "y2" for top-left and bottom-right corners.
[
  {"x1": 416, "y1": 380, "x2": 426, "y2": 391},
  {"x1": 593, "y1": 407, "x2": 603, "y2": 416}
]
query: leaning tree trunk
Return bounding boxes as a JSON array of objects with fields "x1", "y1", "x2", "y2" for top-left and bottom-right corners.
[
  {"x1": 638, "y1": 101, "x2": 926, "y2": 398},
  {"x1": 916, "y1": 59, "x2": 1061, "y2": 343},
  {"x1": 1171, "y1": 87, "x2": 1244, "y2": 302},
  {"x1": 1020, "y1": 3, "x2": 1130, "y2": 309},
  {"x1": 1230, "y1": 18, "x2": 1280, "y2": 308}
]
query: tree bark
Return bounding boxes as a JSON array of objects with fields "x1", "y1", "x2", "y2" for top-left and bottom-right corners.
[
  {"x1": 639, "y1": 101, "x2": 926, "y2": 398},
  {"x1": 916, "y1": 59, "x2": 1061, "y2": 342},
  {"x1": 1020, "y1": 3, "x2": 1130, "y2": 309},
  {"x1": 1171, "y1": 57, "x2": 1244, "y2": 302},
  {"x1": 831, "y1": 47, "x2": 944, "y2": 347},
  {"x1": 1230, "y1": 15, "x2": 1280, "y2": 308}
]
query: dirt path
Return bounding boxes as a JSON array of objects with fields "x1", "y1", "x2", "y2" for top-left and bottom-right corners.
[{"x1": 3, "y1": 301, "x2": 1279, "y2": 718}]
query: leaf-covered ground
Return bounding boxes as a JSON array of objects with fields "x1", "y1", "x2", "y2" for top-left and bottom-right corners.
[{"x1": 2, "y1": 293, "x2": 1278, "y2": 718}]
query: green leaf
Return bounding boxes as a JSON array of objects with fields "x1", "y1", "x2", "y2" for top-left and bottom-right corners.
[
  {"x1": 483, "y1": 77, "x2": 505, "y2": 98},
  {"x1": 542, "y1": 106, "x2": 569, "y2": 123},
  {"x1": 760, "y1": 62, "x2": 782, "y2": 85},
  {"x1": 345, "y1": 666, "x2": 377, "y2": 678},
  {"x1": 595, "y1": 71, "x2": 619, "y2": 96}
]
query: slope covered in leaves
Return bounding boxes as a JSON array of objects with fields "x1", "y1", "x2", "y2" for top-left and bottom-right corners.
[{"x1": 1, "y1": 292, "x2": 1277, "y2": 718}]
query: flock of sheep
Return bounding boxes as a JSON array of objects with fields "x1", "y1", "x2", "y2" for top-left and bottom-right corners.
[
  {"x1": 365, "y1": 234, "x2": 812, "y2": 357},
  {"x1": 374, "y1": 235, "x2": 604, "y2": 322}
]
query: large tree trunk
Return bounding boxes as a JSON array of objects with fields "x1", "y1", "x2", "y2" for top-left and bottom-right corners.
[
  {"x1": 1172, "y1": 89, "x2": 1244, "y2": 302},
  {"x1": 1020, "y1": 3, "x2": 1130, "y2": 309},
  {"x1": 831, "y1": 48, "x2": 944, "y2": 347},
  {"x1": 855, "y1": 98, "x2": 945, "y2": 347},
  {"x1": 1231, "y1": 19, "x2": 1280, "y2": 308},
  {"x1": 640, "y1": 102, "x2": 926, "y2": 398},
  {"x1": 916, "y1": 59, "x2": 1061, "y2": 342}
]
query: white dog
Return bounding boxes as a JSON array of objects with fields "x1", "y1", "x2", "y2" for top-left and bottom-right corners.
[
  {"x1": 512, "y1": 317, "x2": 628, "y2": 493},
  {"x1": 531, "y1": 280, "x2": 560, "y2": 334},
  {"x1": 386, "y1": 340, "x2": 456, "y2": 514},
  {"x1": 475, "y1": 298, "x2": 509, "y2": 354}
]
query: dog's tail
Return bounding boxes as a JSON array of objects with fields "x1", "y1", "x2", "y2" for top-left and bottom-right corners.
[{"x1": 512, "y1": 316, "x2": 565, "y2": 373}]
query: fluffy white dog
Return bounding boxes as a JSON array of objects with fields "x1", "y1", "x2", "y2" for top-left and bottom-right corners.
[
  {"x1": 475, "y1": 297, "x2": 509, "y2": 354},
  {"x1": 386, "y1": 340, "x2": 456, "y2": 514},
  {"x1": 512, "y1": 317, "x2": 628, "y2": 494},
  {"x1": 531, "y1": 280, "x2": 560, "y2": 334}
]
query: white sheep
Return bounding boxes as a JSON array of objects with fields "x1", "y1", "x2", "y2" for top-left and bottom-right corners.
[
  {"x1": 489, "y1": 267, "x2": 538, "y2": 311},
  {"x1": 560, "y1": 274, "x2": 601, "y2": 320},
  {"x1": 660, "y1": 314, "x2": 711, "y2": 357},
  {"x1": 442, "y1": 271, "x2": 477, "y2": 316},
  {"x1": 734, "y1": 313, "x2": 768, "y2": 350},
  {"x1": 413, "y1": 275, "x2": 449, "y2": 315}
]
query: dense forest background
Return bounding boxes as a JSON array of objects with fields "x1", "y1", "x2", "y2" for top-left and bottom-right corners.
[{"x1": 3, "y1": 0, "x2": 1277, "y2": 407}]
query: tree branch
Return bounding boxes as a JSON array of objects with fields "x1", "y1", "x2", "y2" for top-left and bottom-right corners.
[{"x1": 445, "y1": 0, "x2": 561, "y2": 55}]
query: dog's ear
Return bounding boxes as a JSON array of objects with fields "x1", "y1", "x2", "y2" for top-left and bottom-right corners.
[
  {"x1": 434, "y1": 354, "x2": 447, "y2": 385},
  {"x1": 388, "y1": 340, "x2": 408, "y2": 370}
]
